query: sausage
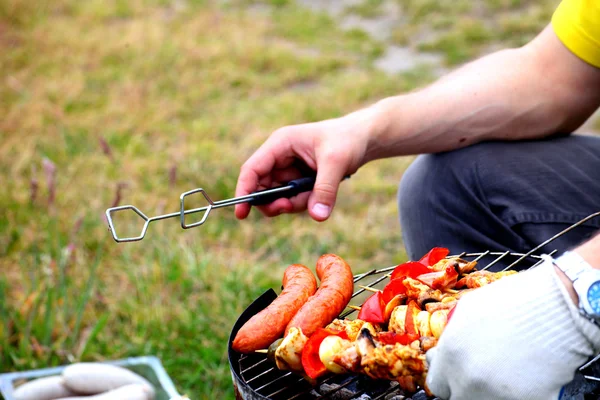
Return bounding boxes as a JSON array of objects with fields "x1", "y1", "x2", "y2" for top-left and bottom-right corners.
[
  {"x1": 62, "y1": 363, "x2": 154, "y2": 396},
  {"x1": 232, "y1": 264, "x2": 317, "y2": 353},
  {"x1": 13, "y1": 376, "x2": 78, "y2": 400},
  {"x1": 55, "y1": 383, "x2": 152, "y2": 400},
  {"x1": 285, "y1": 254, "x2": 354, "y2": 337}
]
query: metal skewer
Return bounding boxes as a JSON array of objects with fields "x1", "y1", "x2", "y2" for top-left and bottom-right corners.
[{"x1": 106, "y1": 176, "x2": 346, "y2": 243}]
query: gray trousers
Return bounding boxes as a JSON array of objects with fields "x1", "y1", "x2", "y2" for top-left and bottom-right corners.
[{"x1": 398, "y1": 134, "x2": 600, "y2": 270}]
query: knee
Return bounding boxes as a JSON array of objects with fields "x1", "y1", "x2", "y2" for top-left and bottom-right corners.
[
  {"x1": 398, "y1": 154, "x2": 435, "y2": 215},
  {"x1": 398, "y1": 149, "x2": 479, "y2": 215}
]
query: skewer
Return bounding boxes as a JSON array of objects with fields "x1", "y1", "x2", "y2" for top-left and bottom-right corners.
[
  {"x1": 255, "y1": 349, "x2": 269, "y2": 354},
  {"x1": 358, "y1": 285, "x2": 381, "y2": 293},
  {"x1": 347, "y1": 305, "x2": 362, "y2": 311}
]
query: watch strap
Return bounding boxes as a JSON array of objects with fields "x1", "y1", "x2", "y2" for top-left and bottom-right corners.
[{"x1": 554, "y1": 251, "x2": 591, "y2": 282}]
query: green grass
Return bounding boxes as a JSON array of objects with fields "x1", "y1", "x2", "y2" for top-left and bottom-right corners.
[
  {"x1": 345, "y1": 0, "x2": 386, "y2": 18},
  {"x1": 0, "y1": 1, "x2": 408, "y2": 398},
  {"x1": 391, "y1": 0, "x2": 559, "y2": 65},
  {"x1": 0, "y1": 0, "x2": 564, "y2": 398}
]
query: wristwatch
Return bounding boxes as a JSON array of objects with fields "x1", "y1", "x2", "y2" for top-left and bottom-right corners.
[{"x1": 553, "y1": 251, "x2": 600, "y2": 326}]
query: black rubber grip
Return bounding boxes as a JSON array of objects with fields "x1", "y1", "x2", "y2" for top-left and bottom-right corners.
[{"x1": 248, "y1": 176, "x2": 316, "y2": 206}]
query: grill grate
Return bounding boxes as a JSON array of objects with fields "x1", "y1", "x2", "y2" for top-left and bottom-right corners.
[{"x1": 233, "y1": 212, "x2": 600, "y2": 400}]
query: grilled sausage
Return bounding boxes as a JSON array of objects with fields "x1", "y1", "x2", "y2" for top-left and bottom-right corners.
[
  {"x1": 232, "y1": 264, "x2": 317, "y2": 353},
  {"x1": 285, "y1": 254, "x2": 354, "y2": 337}
]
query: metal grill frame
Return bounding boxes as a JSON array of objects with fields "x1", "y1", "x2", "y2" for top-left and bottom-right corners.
[{"x1": 230, "y1": 211, "x2": 600, "y2": 400}]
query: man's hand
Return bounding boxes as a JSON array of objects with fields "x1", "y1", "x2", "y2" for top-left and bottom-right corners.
[
  {"x1": 234, "y1": 107, "x2": 382, "y2": 221},
  {"x1": 426, "y1": 257, "x2": 600, "y2": 400}
]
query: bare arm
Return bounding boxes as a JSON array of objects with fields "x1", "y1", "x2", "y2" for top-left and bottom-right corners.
[
  {"x1": 365, "y1": 25, "x2": 600, "y2": 160},
  {"x1": 235, "y1": 25, "x2": 600, "y2": 221}
]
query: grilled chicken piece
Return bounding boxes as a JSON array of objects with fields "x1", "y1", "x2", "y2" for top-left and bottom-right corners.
[
  {"x1": 430, "y1": 257, "x2": 477, "y2": 275},
  {"x1": 398, "y1": 373, "x2": 434, "y2": 397},
  {"x1": 361, "y1": 342, "x2": 427, "y2": 380},
  {"x1": 419, "y1": 336, "x2": 438, "y2": 352},
  {"x1": 455, "y1": 270, "x2": 517, "y2": 289},
  {"x1": 274, "y1": 327, "x2": 308, "y2": 372},
  {"x1": 332, "y1": 323, "x2": 381, "y2": 373},
  {"x1": 418, "y1": 261, "x2": 460, "y2": 290},
  {"x1": 453, "y1": 288, "x2": 475, "y2": 299},
  {"x1": 332, "y1": 325, "x2": 430, "y2": 394},
  {"x1": 397, "y1": 375, "x2": 420, "y2": 394},
  {"x1": 402, "y1": 278, "x2": 447, "y2": 307},
  {"x1": 333, "y1": 326, "x2": 427, "y2": 378},
  {"x1": 425, "y1": 300, "x2": 457, "y2": 313},
  {"x1": 333, "y1": 340, "x2": 361, "y2": 372},
  {"x1": 326, "y1": 319, "x2": 369, "y2": 341}
]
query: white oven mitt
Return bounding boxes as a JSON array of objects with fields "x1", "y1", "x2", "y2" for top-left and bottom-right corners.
[{"x1": 426, "y1": 257, "x2": 600, "y2": 400}]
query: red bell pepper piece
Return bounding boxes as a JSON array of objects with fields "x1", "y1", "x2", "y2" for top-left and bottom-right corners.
[
  {"x1": 377, "y1": 332, "x2": 419, "y2": 346},
  {"x1": 416, "y1": 265, "x2": 459, "y2": 290},
  {"x1": 358, "y1": 291, "x2": 386, "y2": 324},
  {"x1": 419, "y1": 247, "x2": 450, "y2": 267},
  {"x1": 382, "y1": 278, "x2": 407, "y2": 303},
  {"x1": 390, "y1": 261, "x2": 430, "y2": 281},
  {"x1": 301, "y1": 328, "x2": 349, "y2": 379},
  {"x1": 405, "y1": 300, "x2": 421, "y2": 336}
]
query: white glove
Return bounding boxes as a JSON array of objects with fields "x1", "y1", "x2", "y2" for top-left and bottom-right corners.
[{"x1": 426, "y1": 258, "x2": 600, "y2": 400}]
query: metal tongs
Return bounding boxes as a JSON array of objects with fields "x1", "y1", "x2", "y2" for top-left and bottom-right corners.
[{"x1": 105, "y1": 176, "x2": 320, "y2": 243}]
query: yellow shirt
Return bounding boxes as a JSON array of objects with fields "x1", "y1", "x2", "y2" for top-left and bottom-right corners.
[{"x1": 552, "y1": 0, "x2": 600, "y2": 68}]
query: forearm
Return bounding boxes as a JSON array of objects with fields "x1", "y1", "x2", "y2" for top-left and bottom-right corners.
[
  {"x1": 368, "y1": 49, "x2": 562, "y2": 157},
  {"x1": 364, "y1": 27, "x2": 600, "y2": 160}
]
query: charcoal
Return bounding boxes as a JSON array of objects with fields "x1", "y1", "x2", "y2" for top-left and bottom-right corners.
[
  {"x1": 318, "y1": 383, "x2": 355, "y2": 400},
  {"x1": 319, "y1": 383, "x2": 340, "y2": 393},
  {"x1": 385, "y1": 395, "x2": 405, "y2": 400},
  {"x1": 354, "y1": 395, "x2": 373, "y2": 400},
  {"x1": 409, "y1": 390, "x2": 429, "y2": 400}
]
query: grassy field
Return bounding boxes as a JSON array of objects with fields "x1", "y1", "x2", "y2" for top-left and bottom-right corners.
[{"x1": 0, "y1": 0, "x2": 566, "y2": 398}]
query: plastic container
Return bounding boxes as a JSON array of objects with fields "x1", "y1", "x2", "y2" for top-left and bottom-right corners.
[{"x1": 0, "y1": 356, "x2": 181, "y2": 400}]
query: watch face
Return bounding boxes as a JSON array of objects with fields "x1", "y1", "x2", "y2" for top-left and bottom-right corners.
[{"x1": 587, "y1": 282, "x2": 600, "y2": 314}]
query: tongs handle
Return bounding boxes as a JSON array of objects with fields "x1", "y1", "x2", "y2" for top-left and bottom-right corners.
[
  {"x1": 248, "y1": 176, "x2": 316, "y2": 206},
  {"x1": 247, "y1": 175, "x2": 351, "y2": 206}
]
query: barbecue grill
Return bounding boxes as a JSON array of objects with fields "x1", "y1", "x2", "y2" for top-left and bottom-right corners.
[{"x1": 229, "y1": 211, "x2": 600, "y2": 400}]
